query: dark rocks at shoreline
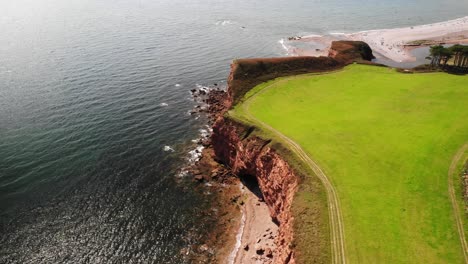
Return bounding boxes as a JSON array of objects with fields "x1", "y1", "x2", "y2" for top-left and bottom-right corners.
[
  {"x1": 198, "y1": 244, "x2": 209, "y2": 253},
  {"x1": 287, "y1": 36, "x2": 302, "y2": 41},
  {"x1": 187, "y1": 84, "x2": 232, "y2": 183},
  {"x1": 185, "y1": 84, "x2": 233, "y2": 186},
  {"x1": 190, "y1": 85, "x2": 229, "y2": 125},
  {"x1": 194, "y1": 174, "x2": 204, "y2": 182},
  {"x1": 255, "y1": 246, "x2": 265, "y2": 255},
  {"x1": 187, "y1": 146, "x2": 237, "y2": 185},
  {"x1": 203, "y1": 89, "x2": 229, "y2": 122},
  {"x1": 244, "y1": 244, "x2": 250, "y2": 251}
]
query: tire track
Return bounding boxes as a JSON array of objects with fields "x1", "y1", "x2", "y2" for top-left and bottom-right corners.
[
  {"x1": 448, "y1": 143, "x2": 468, "y2": 263},
  {"x1": 237, "y1": 76, "x2": 347, "y2": 264}
]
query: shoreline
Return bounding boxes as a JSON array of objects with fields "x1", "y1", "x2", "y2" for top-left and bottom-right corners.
[
  {"x1": 231, "y1": 180, "x2": 279, "y2": 264},
  {"x1": 184, "y1": 16, "x2": 468, "y2": 264},
  {"x1": 286, "y1": 16, "x2": 468, "y2": 62},
  {"x1": 192, "y1": 42, "x2": 375, "y2": 264},
  {"x1": 227, "y1": 187, "x2": 245, "y2": 264},
  {"x1": 187, "y1": 86, "x2": 279, "y2": 264}
]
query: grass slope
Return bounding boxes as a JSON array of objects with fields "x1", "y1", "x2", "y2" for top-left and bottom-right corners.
[{"x1": 231, "y1": 64, "x2": 468, "y2": 263}]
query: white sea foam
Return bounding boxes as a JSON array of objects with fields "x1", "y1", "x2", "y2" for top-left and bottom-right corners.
[
  {"x1": 0, "y1": 69, "x2": 12, "y2": 75},
  {"x1": 228, "y1": 184, "x2": 246, "y2": 264},
  {"x1": 175, "y1": 84, "x2": 181, "y2": 87},
  {"x1": 186, "y1": 126, "x2": 212, "y2": 163},
  {"x1": 199, "y1": 129, "x2": 209, "y2": 139},
  {"x1": 329, "y1": 32, "x2": 348, "y2": 35},
  {"x1": 302, "y1": 34, "x2": 323, "y2": 38},
  {"x1": 177, "y1": 170, "x2": 189, "y2": 178},
  {"x1": 163, "y1": 145, "x2": 174, "y2": 152},
  {"x1": 279, "y1": 39, "x2": 291, "y2": 55},
  {"x1": 188, "y1": 145, "x2": 204, "y2": 163},
  {"x1": 216, "y1": 20, "x2": 234, "y2": 26},
  {"x1": 196, "y1": 84, "x2": 210, "y2": 93},
  {"x1": 160, "y1": 103, "x2": 169, "y2": 107}
]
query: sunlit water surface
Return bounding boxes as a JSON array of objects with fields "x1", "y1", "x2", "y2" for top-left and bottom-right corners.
[{"x1": 1, "y1": 0, "x2": 467, "y2": 262}]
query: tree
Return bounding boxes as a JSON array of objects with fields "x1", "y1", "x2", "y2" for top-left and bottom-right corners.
[
  {"x1": 449, "y1": 44, "x2": 464, "y2": 67},
  {"x1": 429, "y1": 45, "x2": 444, "y2": 67},
  {"x1": 462, "y1": 46, "x2": 468, "y2": 69},
  {"x1": 428, "y1": 44, "x2": 468, "y2": 72},
  {"x1": 440, "y1": 48, "x2": 453, "y2": 68}
]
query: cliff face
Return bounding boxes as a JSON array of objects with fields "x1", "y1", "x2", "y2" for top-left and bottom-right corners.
[{"x1": 212, "y1": 118, "x2": 298, "y2": 264}]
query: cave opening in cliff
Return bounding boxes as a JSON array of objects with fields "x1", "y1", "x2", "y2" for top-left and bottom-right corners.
[{"x1": 239, "y1": 174, "x2": 264, "y2": 201}]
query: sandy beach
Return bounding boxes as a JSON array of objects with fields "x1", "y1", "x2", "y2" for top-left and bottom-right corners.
[
  {"x1": 229, "y1": 183, "x2": 278, "y2": 264},
  {"x1": 289, "y1": 16, "x2": 468, "y2": 62}
]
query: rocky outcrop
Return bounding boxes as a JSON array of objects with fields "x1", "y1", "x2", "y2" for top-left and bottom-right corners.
[
  {"x1": 212, "y1": 118, "x2": 298, "y2": 264},
  {"x1": 328, "y1": 40, "x2": 375, "y2": 63}
]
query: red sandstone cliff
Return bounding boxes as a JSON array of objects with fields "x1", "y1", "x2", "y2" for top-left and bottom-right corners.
[
  {"x1": 328, "y1": 40, "x2": 375, "y2": 63},
  {"x1": 210, "y1": 41, "x2": 374, "y2": 264},
  {"x1": 212, "y1": 118, "x2": 298, "y2": 264}
]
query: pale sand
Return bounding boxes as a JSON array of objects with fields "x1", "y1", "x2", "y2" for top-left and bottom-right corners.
[
  {"x1": 229, "y1": 184, "x2": 278, "y2": 264},
  {"x1": 292, "y1": 16, "x2": 468, "y2": 62}
]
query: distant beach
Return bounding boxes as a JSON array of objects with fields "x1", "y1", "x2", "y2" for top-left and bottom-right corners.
[{"x1": 285, "y1": 16, "x2": 468, "y2": 63}]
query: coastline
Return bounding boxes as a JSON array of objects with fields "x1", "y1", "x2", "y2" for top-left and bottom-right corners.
[
  {"x1": 186, "y1": 86, "x2": 282, "y2": 264},
  {"x1": 192, "y1": 31, "x2": 464, "y2": 262},
  {"x1": 190, "y1": 41, "x2": 375, "y2": 264},
  {"x1": 287, "y1": 16, "x2": 468, "y2": 62}
]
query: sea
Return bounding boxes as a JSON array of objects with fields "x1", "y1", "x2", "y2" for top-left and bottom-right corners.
[{"x1": 1, "y1": 0, "x2": 467, "y2": 263}]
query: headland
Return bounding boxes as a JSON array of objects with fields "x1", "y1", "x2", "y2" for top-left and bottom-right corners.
[
  {"x1": 192, "y1": 32, "x2": 468, "y2": 263},
  {"x1": 190, "y1": 41, "x2": 374, "y2": 263}
]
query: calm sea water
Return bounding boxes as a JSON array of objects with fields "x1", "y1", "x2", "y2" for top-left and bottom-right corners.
[{"x1": 1, "y1": 0, "x2": 467, "y2": 263}]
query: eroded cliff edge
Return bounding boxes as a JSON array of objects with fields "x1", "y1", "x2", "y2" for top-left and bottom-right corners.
[
  {"x1": 210, "y1": 41, "x2": 374, "y2": 263},
  {"x1": 212, "y1": 118, "x2": 299, "y2": 263}
]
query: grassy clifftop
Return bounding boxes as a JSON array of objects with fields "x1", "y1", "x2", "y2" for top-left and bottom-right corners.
[
  {"x1": 227, "y1": 41, "x2": 374, "y2": 105},
  {"x1": 230, "y1": 64, "x2": 468, "y2": 263}
]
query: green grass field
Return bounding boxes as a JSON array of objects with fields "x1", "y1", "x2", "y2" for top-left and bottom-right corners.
[{"x1": 231, "y1": 64, "x2": 468, "y2": 263}]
